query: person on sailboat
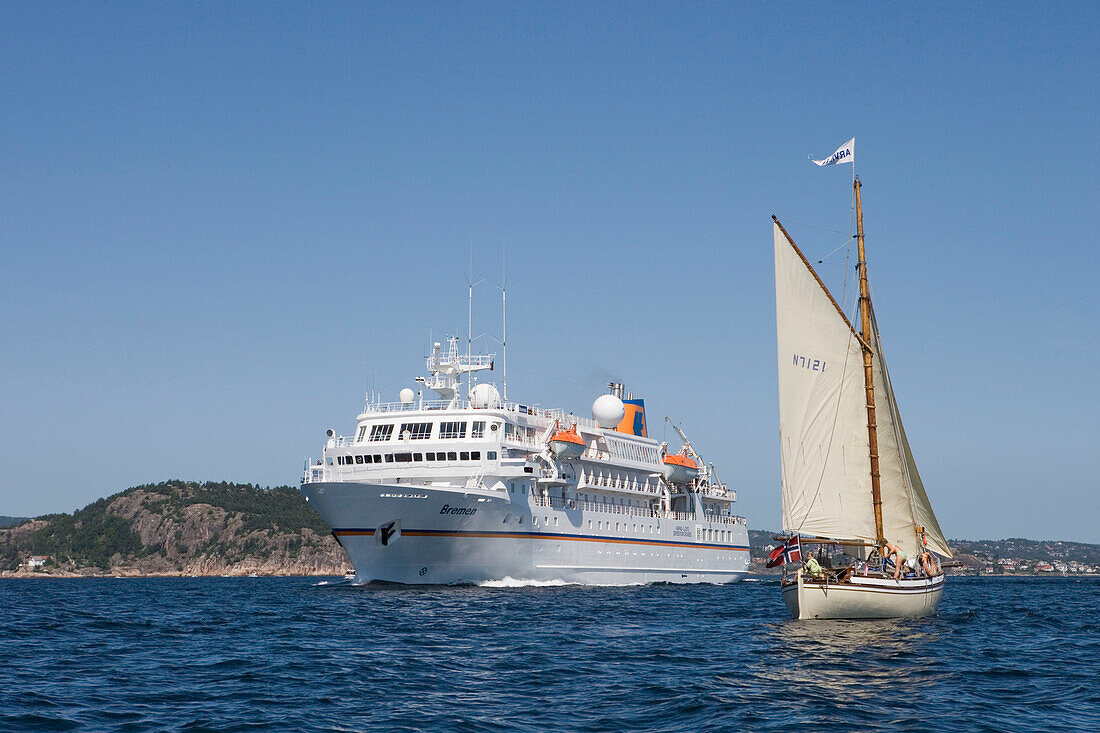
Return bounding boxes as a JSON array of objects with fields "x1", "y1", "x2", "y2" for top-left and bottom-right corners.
[
  {"x1": 803, "y1": 554, "x2": 825, "y2": 580},
  {"x1": 881, "y1": 541, "x2": 908, "y2": 580},
  {"x1": 919, "y1": 550, "x2": 938, "y2": 577}
]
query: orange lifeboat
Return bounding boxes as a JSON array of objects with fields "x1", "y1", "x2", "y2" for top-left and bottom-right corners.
[
  {"x1": 548, "y1": 424, "x2": 585, "y2": 459},
  {"x1": 662, "y1": 449, "x2": 700, "y2": 483}
]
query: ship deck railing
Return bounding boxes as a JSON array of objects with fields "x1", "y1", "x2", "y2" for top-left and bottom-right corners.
[{"x1": 303, "y1": 464, "x2": 737, "y2": 507}]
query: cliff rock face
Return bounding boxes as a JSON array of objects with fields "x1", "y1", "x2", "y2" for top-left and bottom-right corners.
[{"x1": 0, "y1": 481, "x2": 351, "y2": 577}]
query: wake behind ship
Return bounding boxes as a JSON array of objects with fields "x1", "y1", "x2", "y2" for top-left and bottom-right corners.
[{"x1": 301, "y1": 336, "x2": 750, "y2": 585}]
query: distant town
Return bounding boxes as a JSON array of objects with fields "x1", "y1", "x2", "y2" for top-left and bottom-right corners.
[{"x1": 747, "y1": 531, "x2": 1100, "y2": 576}]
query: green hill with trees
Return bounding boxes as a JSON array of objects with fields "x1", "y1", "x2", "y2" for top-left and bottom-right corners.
[{"x1": 0, "y1": 481, "x2": 349, "y2": 576}]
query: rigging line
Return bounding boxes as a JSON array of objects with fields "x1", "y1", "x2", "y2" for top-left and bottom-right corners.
[
  {"x1": 507, "y1": 366, "x2": 593, "y2": 389},
  {"x1": 815, "y1": 236, "x2": 856, "y2": 264},
  {"x1": 842, "y1": 182, "x2": 856, "y2": 319},
  {"x1": 785, "y1": 219, "x2": 851, "y2": 236}
]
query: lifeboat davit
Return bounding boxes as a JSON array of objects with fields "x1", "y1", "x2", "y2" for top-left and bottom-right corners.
[
  {"x1": 548, "y1": 425, "x2": 586, "y2": 459},
  {"x1": 662, "y1": 449, "x2": 700, "y2": 483}
]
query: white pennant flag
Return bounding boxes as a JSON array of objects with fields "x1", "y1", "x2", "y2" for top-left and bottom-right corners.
[{"x1": 811, "y1": 137, "x2": 855, "y2": 166}]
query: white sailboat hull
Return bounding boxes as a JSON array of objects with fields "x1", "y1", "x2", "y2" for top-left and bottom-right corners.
[{"x1": 781, "y1": 570, "x2": 945, "y2": 620}]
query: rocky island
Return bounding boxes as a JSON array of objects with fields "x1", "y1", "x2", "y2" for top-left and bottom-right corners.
[{"x1": 1, "y1": 481, "x2": 351, "y2": 577}]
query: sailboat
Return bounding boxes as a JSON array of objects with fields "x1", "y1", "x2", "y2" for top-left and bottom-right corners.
[{"x1": 772, "y1": 177, "x2": 952, "y2": 620}]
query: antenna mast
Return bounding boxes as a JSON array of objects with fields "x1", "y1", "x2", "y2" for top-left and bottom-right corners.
[
  {"x1": 501, "y1": 243, "x2": 507, "y2": 401},
  {"x1": 467, "y1": 273, "x2": 473, "y2": 402},
  {"x1": 855, "y1": 176, "x2": 885, "y2": 543}
]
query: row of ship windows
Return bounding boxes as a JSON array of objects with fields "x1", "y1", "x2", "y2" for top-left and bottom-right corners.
[
  {"x1": 587, "y1": 519, "x2": 657, "y2": 534},
  {"x1": 333, "y1": 450, "x2": 497, "y2": 466},
  {"x1": 359, "y1": 421, "x2": 491, "y2": 443},
  {"x1": 697, "y1": 527, "x2": 736, "y2": 543},
  {"x1": 529, "y1": 517, "x2": 733, "y2": 543}
]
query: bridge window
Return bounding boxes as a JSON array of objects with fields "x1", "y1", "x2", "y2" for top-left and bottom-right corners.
[
  {"x1": 440, "y1": 421, "x2": 467, "y2": 439},
  {"x1": 356, "y1": 425, "x2": 368, "y2": 443},
  {"x1": 399, "y1": 422, "x2": 433, "y2": 440},
  {"x1": 471, "y1": 421, "x2": 486, "y2": 438},
  {"x1": 369, "y1": 424, "x2": 394, "y2": 442}
]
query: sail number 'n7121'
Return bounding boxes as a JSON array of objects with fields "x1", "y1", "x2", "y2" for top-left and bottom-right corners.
[{"x1": 792, "y1": 354, "x2": 827, "y2": 372}]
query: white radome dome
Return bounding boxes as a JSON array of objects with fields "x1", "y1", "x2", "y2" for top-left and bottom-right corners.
[
  {"x1": 469, "y1": 383, "x2": 502, "y2": 409},
  {"x1": 398, "y1": 388, "x2": 415, "y2": 404},
  {"x1": 592, "y1": 394, "x2": 625, "y2": 428}
]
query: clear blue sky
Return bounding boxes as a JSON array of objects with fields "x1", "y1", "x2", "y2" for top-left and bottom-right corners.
[{"x1": 2, "y1": 3, "x2": 1097, "y2": 542}]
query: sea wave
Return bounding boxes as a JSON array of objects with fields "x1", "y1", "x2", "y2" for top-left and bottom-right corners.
[
  {"x1": 476, "y1": 576, "x2": 576, "y2": 588},
  {"x1": 2, "y1": 576, "x2": 1097, "y2": 732}
]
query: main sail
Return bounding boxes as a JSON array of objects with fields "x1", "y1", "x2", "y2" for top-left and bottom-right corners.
[
  {"x1": 774, "y1": 220, "x2": 951, "y2": 558},
  {"x1": 774, "y1": 223, "x2": 878, "y2": 543}
]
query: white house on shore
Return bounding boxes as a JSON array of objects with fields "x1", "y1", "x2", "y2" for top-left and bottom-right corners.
[{"x1": 19, "y1": 556, "x2": 48, "y2": 570}]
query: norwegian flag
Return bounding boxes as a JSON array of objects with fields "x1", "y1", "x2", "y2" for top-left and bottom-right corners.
[{"x1": 766, "y1": 536, "x2": 802, "y2": 568}]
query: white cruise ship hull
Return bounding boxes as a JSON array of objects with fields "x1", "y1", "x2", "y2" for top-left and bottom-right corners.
[
  {"x1": 781, "y1": 570, "x2": 945, "y2": 620},
  {"x1": 302, "y1": 481, "x2": 750, "y2": 585}
]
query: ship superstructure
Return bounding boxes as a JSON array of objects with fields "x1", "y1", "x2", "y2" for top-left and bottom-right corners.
[{"x1": 301, "y1": 336, "x2": 750, "y2": 585}]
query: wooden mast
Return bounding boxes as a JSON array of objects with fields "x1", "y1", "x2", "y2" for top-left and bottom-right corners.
[{"x1": 854, "y1": 177, "x2": 885, "y2": 543}]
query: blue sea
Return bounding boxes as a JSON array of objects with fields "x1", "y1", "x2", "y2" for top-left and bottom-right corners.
[{"x1": 2, "y1": 576, "x2": 1098, "y2": 732}]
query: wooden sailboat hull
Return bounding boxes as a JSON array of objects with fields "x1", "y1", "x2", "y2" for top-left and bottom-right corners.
[{"x1": 781, "y1": 571, "x2": 945, "y2": 620}]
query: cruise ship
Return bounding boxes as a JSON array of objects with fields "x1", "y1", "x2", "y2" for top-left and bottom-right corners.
[{"x1": 300, "y1": 336, "x2": 750, "y2": 585}]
